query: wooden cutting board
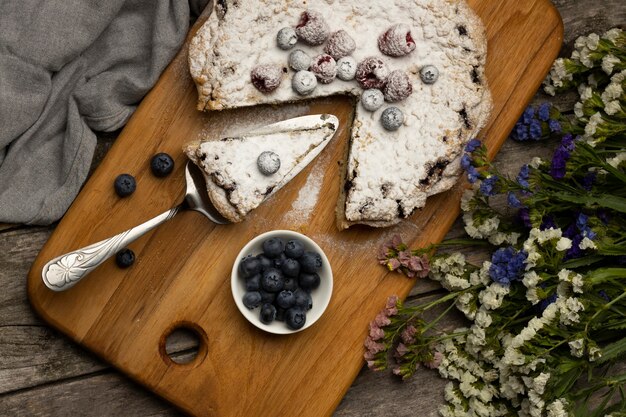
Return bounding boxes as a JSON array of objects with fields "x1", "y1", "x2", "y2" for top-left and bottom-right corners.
[{"x1": 28, "y1": 1, "x2": 563, "y2": 416}]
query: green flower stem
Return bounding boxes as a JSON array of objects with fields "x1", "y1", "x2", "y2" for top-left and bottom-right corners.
[
  {"x1": 585, "y1": 290, "x2": 626, "y2": 335},
  {"x1": 421, "y1": 299, "x2": 458, "y2": 335}
]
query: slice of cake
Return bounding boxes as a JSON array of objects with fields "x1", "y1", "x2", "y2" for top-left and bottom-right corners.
[
  {"x1": 184, "y1": 114, "x2": 339, "y2": 222},
  {"x1": 189, "y1": 0, "x2": 492, "y2": 228}
]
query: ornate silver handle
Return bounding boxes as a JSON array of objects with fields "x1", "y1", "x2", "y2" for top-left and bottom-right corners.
[{"x1": 42, "y1": 205, "x2": 182, "y2": 292}]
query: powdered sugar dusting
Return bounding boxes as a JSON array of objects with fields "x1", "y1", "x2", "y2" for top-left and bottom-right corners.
[{"x1": 283, "y1": 153, "x2": 328, "y2": 225}]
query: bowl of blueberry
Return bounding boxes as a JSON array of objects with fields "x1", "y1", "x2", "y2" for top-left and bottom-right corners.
[{"x1": 231, "y1": 230, "x2": 333, "y2": 334}]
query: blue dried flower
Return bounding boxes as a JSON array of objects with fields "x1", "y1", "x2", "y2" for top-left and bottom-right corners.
[
  {"x1": 529, "y1": 120, "x2": 543, "y2": 140},
  {"x1": 538, "y1": 103, "x2": 551, "y2": 122},
  {"x1": 576, "y1": 212, "x2": 597, "y2": 239},
  {"x1": 598, "y1": 290, "x2": 611, "y2": 302},
  {"x1": 507, "y1": 192, "x2": 523, "y2": 208},
  {"x1": 517, "y1": 165, "x2": 530, "y2": 188},
  {"x1": 512, "y1": 122, "x2": 530, "y2": 141},
  {"x1": 466, "y1": 165, "x2": 480, "y2": 183},
  {"x1": 489, "y1": 247, "x2": 528, "y2": 285},
  {"x1": 549, "y1": 119, "x2": 562, "y2": 133},
  {"x1": 519, "y1": 208, "x2": 531, "y2": 228},
  {"x1": 522, "y1": 107, "x2": 535, "y2": 124},
  {"x1": 480, "y1": 175, "x2": 499, "y2": 196},
  {"x1": 538, "y1": 293, "x2": 557, "y2": 313},
  {"x1": 550, "y1": 134, "x2": 576, "y2": 179},
  {"x1": 540, "y1": 216, "x2": 558, "y2": 231},
  {"x1": 582, "y1": 172, "x2": 596, "y2": 191},
  {"x1": 465, "y1": 139, "x2": 481, "y2": 153},
  {"x1": 461, "y1": 154, "x2": 472, "y2": 170}
]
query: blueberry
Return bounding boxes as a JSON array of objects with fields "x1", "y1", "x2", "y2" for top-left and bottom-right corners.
[
  {"x1": 273, "y1": 253, "x2": 288, "y2": 269},
  {"x1": 299, "y1": 272, "x2": 320, "y2": 291},
  {"x1": 259, "y1": 303, "x2": 277, "y2": 324},
  {"x1": 282, "y1": 258, "x2": 301, "y2": 277},
  {"x1": 276, "y1": 290, "x2": 296, "y2": 309},
  {"x1": 150, "y1": 152, "x2": 175, "y2": 177},
  {"x1": 420, "y1": 65, "x2": 439, "y2": 84},
  {"x1": 114, "y1": 174, "x2": 136, "y2": 198},
  {"x1": 294, "y1": 288, "x2": 312, "y2": 310},
  {"x1": 275, "y1": 308, "x2": 287, "y2": 322},
  {"x1": 300, "y1": 251, "x2": 322, "y2": 273},
  {"x1": 239, "y1": 255, "x2": 262, "y2": 278},
  {"x1": 381, "y1": 107, "x2": 404, "y2": 131},
  {"x1": 285, "y1": 239, "x2": 305, "y2": 258},
  {"x1": 285, "y1": 308, "x2": 306, "y2": 330},
  {"x1": 261, "y1": 268, "x2": 285, "y2": 292},
  {"x1": 263, "y1": 237, "x2": 285, "y2": 258},
  {"x1": 257, "y1": 254, "x2": 273, "y2": 271},
  {"x1": 242, "y1": 291, "x2": 262, "y2": 309},
  {"x1": 260, "y1": 290, "x2": 276, "y2": 304},
  {"x1": 115, "y1": 248, "x2": 135, "y2": 268},
  {"x1": 245, "y1": 273, "x2": 261, "y2": 291},
  {"x1": 283, "y1": 277, "x2": 298, "y2": 292}
]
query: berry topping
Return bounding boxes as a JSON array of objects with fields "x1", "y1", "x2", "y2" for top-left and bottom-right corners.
[
  {"x1": 259, "y1": 303, "x2": 277, "y2": 324},
  {"x1": 284, "y1": 239, "x2": 305, "y2": 258},
  {"x1": 273, "y1": 252, "x2": 288, "y2": 269},
  {"x1": 114, "y1": 174, "x2": 136, "y2": 198},
  {"x1": 381, "y1": 107, "x2": 405, "y2": 131},
  {"x1": 263, "y1": 237, "x2": 285, "y2": 258},
  {"x1": 261, "y1": 268, "x2": 285, "y2": 293},
  {"x1": 294, "y1": 288, "x2": 313, "y2": 310},
  {"x1": 324, "y1": 30, "x2": 356, "y2": 60},
  {"x1": 383, "y1": 70, "x2": 413, "y2": 102},
  {"x1": 257, "y1": 151, "x2": 281, "y2": 175},
  {"x1": 243, "y1": 291, "x2": 263, "y2": 309},
  {"x1": 276, "y1": 290, "x2": 296, "y2": 309},
  {"x1": 361, "y1": 89, "x2": 385, "y2": 112},
  {"x1": 336, "y1": 56, "x2": 357, "y2": 81},
  {"x1": 299, "y1": 272, "x2": 321, "y2": 291},
  {"x1": 260, "y1": 290, "x2": 276, "y2": 304},
  {"x1": 420, "y1": 65, "x2": 439, "y2": 85},
  {"x1": 283, "y1": 277, "x2": 298, "y2": 292},
  {"x1": 300, "y1": 251, "x2": 323, "y2": 273},
  {"x1": 245, "y1": 273, "x2": 261, "y2": 291},
  {"x1": 288, "y1": 49, "x2": 311, "y2": 71},
  {"x1": 239, "y1": 255, "x2": 262, "y2": 278},
  {"x1": 295, "y1": 10, "x2": 330, "y2": 46},
  {"x1": 257, "y1": 254, "x2": 273, "y2": 271},
  {"x1": 378, "y1": 24, "x2": 416, "y2": 57},
  {"x1": 310, "y1": 54, "x2": 337, "y2": 84},
  {"x1": 292, "y1": 70, "x2": 318, "y2": 95},
  {"x1": 275, "y1": 307, "x2": 286, "y2": 322},
  {"x1": 281, "y1": 258, "x2": 301, "y2": 277},
  {"x1": 115, "y1": 248, "x2": 135, "y2": 268},
  {"x1": 355, "y1": 57, "x2": 389, "y2": 90},
  {"x1": 150, "y1": 153, "x2": 175, "y2": 177},
  {"x1": 276, "y1": 27, "x2": 298, "y2": 50},
  {"x1": 285, "y1": 308, "x2": 306, "y2": 330},
  {"x1": 251, "y1": 64, "x2": 284, "y2": 93}
]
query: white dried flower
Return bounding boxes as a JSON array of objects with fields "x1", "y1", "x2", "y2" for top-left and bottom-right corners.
[
  {"x1": 574, "y1": 102, "x2": 584, "y2": 118},
  {"x1": 607, "y1": 152, "x2": 626, "y2": 168},
  {"x1": 460, "y1": 188, "x2": 475, "y2": 212},
  {"x1": 546, "y1": 398, "x2": 569, "y2": 417},
  {"x1": 523, "y1": 271, "x2": 541, "y2": 288},
  {"x1": 474, "y1": 308, "x2": 493, "y2": 329},
  {"x1": 586, "y1": 33, "x2": 600, "y2": 50},
  {"x1": 585, "y1": 112, "x2": 604, "y2": 137},
  {"x1": 526, "y1": 288, "x2": 541, "y2": 305},
  {"x1": 558, "y1": 297, "x2": 584, "y2": 325},
  {"x1": 556, "y1": 237, "x2": 572, "y2": 251},
  {"x1": 569, "y1": 338, "x2": 585, "y2": 357},
  {"x1": 602, "y1": 54, "x2": 621, "y2": 75},
  {"x1": 603, "y1": 82, "x2": 623, "y2": 102},
  {"x1": 588, "y1": 346, "x2": 602, "y2": 362},
  {"x1": 479, "y1": 283, "x2": 510, "y2": 311},
  {"x1": 579, "y1": 236, "x2": 598, "y2": 250},
  {"x1": 604, "y1": 28, "x2": 624, "y2": 43},
  {"x1": 579, "y1": 84, "x2": 593, "y2": 101},
  {"x1": 579, "y1": 47, "x2": 594, "y2": 68},
  {"x1": 605, "y1": 100, "x2": 622, "y2": 116}
]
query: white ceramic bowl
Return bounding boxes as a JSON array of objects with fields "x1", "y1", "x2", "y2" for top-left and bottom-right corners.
[{"x1": 231, "y1": 230, "x2": 333, "y2": 334}]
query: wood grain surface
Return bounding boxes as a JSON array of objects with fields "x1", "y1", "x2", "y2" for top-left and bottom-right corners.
[{"x1": 21, "y1": 1, "x2": 565, "y2": 416}]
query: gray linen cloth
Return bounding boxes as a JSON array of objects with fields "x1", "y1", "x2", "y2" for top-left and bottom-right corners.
[{"x1": 0, "y1": 0, "x2": 208, "y2": 225}]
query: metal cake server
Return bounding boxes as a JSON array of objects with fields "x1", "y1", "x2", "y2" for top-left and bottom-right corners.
[{"x1": 41, "y1": 114, "x2": 339, "y2": 292}]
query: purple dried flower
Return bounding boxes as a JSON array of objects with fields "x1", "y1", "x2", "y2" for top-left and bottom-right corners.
[
  {"x1": 424, "y1": 351, "x2": 444, "y2": 369},
  {"x1": 398, "y1": 250, "x2": 412, "y2": 266},
  {"x1": 519, "y1": 207, "x2": 531, "y2": 228},
  {"x1": 400, "y1": 324, "x2": 417, "y2": 344},
  {"x1": 364, "y1": 336, "x2": 385, "y2": 354},
  {"x1": 387, "y1": 258, "x2": 402, "y2": 271},
  {"x1": 395, "y1": 343, "x2": 410, "y2": 358},
  {"x1": 407, "y1": 255, "x2": 430, "y2": 278},
  {"x1": 369, "y1": 325, "x2": 385, "y2": 341},
  {"x1": 582, "y1": 172, "x2": 596, "y2": 191},
  {"x1": 550, "y1": 135, "x2": 575, "y2": 179},
  {"x1": 540, "y1": 216, "x2": 557, "y2": 230},
  {"x1": 385, "y1": 295, "x2": 399, "y2": 316},
  {"x1": 374, "y1": 312, "x2": 391, "y2": 327}
]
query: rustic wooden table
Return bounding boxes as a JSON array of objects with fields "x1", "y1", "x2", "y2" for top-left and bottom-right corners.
[{"x1": 1, "y1": 1, "x2": 624, "y2": 415}]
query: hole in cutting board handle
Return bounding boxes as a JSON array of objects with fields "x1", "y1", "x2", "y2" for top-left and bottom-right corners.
[{"x1": 160, "y1": 322, "x2": 208, "y2": 366}]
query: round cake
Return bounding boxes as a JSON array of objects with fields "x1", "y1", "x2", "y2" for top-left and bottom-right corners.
[{"x1": 188, "y1": 0, "x2": 492, "y2": 228}]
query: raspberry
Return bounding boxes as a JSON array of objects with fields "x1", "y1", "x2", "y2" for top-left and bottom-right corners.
[
  {"x1": 336, "y1": 56, "x2": 357, "y2": 81},
  {"x1": 310, "y1": 54, "x2": 337, "y2": 84},
  {"x1": 383, "y1": 70, "x2": 413, "y2": 102},
  {"x1": 251, "y1": 64, "x2": 284, "y2": 93},
  {"x1": 355, "y1": 57, "x2": 389, "y2": 89},
  {"x1": 295, "y1": 10, "x2": 329, "y2": 46},
  {"x1": 323, "y1": 30, "x2": 356, "y2": 60},
  {"x1": 378, "y1": 24, "x2": 416, "y2": 57}
]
